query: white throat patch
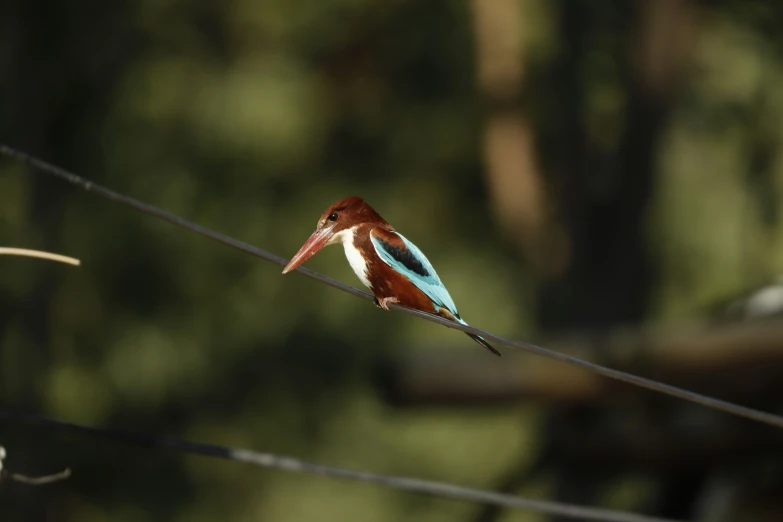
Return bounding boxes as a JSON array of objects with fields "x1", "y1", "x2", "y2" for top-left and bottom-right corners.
[{"x1": 330, "y1": 227, "x2": 371, "y2": 289}]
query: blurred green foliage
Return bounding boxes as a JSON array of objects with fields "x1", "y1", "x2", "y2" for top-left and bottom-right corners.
[{"x1": 2, "y1": 0, "x2": 783, "y2": 521}]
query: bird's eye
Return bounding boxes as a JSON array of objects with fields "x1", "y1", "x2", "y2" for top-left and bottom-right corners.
[{"x1": 328, "y1": 212, "x2": 338, "y2": 221}]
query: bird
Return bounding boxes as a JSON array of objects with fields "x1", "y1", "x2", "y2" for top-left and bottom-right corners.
[{"x1": 282, "y1": 196, "x2": 501, "y2": 356}]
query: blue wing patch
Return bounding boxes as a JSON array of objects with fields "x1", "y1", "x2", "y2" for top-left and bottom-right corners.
[{"x1": 370, "y1": 230, "x2": 460, "y2": 317}]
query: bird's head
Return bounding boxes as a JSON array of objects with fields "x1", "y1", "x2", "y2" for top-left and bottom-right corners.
[{"x1": 282, "y1": 196, "x2": 384, "y2": 273}]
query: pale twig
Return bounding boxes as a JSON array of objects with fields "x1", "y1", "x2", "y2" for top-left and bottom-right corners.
[
  {"x1": 0, "y1": 247, "x2": 77, "y2": 486},
  {"x1": 2, "y1": 143, "x2": 783, "y2": 430},
  {"x1": 0, "y1": 411, "x2": 681, "y2": 522},
  {"x1": 5, "y1": 468, "x2": 72, "y2": 485},
  {"x1": 0, "y1": 247, "x2": 80, "y2": 266},
  {"x1": 0, "y1": 445, "x2": 71, "y2": 486}
]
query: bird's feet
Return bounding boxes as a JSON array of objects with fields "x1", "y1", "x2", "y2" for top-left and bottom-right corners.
[{"x1": 374, "y1": 296, "x2": 399, "y2": 311}]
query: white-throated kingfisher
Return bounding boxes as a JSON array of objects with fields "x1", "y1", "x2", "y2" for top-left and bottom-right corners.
[{"x1": 282, "y1": 196, "x2": 501, "y2": 356}]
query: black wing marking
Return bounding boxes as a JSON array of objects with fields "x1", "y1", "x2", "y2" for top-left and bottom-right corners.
[{"x1": 375, "y1": 238, "x2": 430, "y2": 277}]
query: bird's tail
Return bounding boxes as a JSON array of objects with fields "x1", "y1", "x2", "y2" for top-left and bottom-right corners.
[
  {"x1": 466, "y1": 332, "x2": 502, "y2": 356},
  {"x1": 442, "y1": 309, "x2": 503, "y2": 357}
]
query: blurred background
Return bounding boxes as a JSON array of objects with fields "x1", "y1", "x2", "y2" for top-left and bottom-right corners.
[{"x1": 2, "y1": 0, "x2": 783, "y2": 520}]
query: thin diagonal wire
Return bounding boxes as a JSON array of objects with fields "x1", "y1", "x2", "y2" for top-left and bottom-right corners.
[
  {"x1": 0, "y1": 411, "x2": 681, "y2": 522},
  {"x1": 2, "y1": 143, "x2": 783, "y2": 430}
]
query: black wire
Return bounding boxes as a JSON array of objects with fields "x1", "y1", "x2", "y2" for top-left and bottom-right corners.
[
  {"x1": 0, "y1": 411, "x2": 683, "y2": 522},
  {"x1": 3, "y1": 143, "x2": 783, "y2": 430}
]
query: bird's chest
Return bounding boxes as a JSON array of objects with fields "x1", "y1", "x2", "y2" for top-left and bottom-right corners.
[
  {"x1": 341, "y1": 228, "x2": 433, "y2": 311},
  {"x1": 342, "y1": 239, "x2": 373, "y2": 289}
]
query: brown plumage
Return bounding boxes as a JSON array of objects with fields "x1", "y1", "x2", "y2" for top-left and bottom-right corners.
[{"x1": 282, "y1": 196, "x2": 501, "y2": 356}]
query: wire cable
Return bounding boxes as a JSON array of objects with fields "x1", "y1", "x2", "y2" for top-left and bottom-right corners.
[
  {"x1": 3, "y1": 143, "x2": 783, "y2": 430},
  {"x1": 0, "y1": 411, "x2": 683, "y2": 522}
]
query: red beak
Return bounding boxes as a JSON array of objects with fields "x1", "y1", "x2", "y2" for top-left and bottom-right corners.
[{"x1": 282, "y1": 226, "x2": 334, "y2": 274}]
